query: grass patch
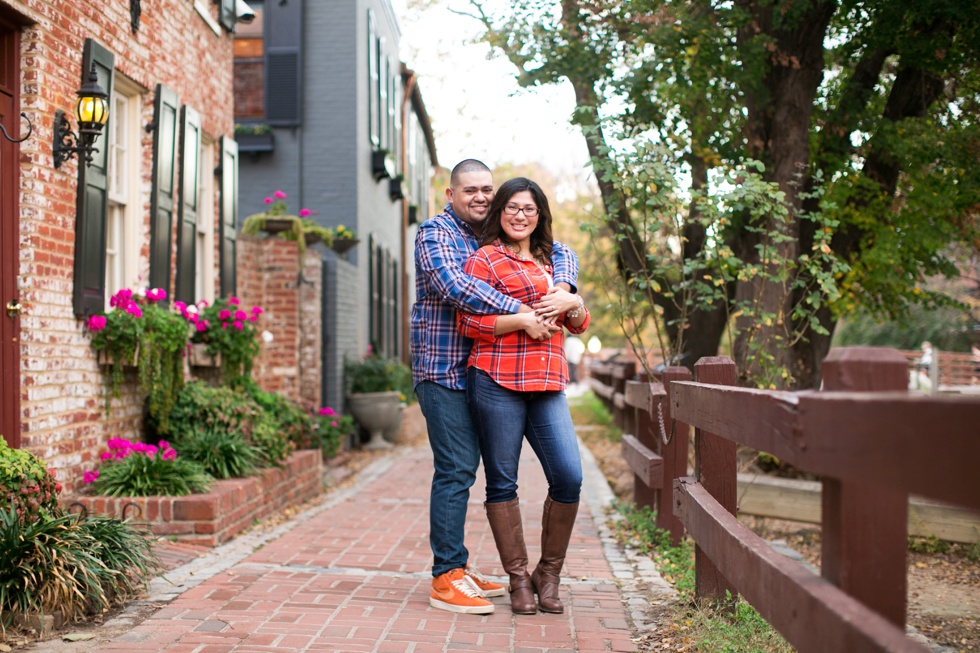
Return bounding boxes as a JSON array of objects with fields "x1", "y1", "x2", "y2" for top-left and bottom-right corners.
[
  {"x1": 568, "y1": 389, "x2": 620, "y2": 440},
  {"x1": 612, "y1": 500, "x2": 792, "y2": 652}
]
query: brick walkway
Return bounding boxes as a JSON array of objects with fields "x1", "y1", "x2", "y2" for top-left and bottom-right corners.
[{"x1": 36, "y1": 439, "x2": 667, "y2": 653}]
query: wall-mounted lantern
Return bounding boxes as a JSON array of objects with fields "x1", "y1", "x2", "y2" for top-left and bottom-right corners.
[{"x1": 53, "y1": 62, "x2": 109, "y2": 168}]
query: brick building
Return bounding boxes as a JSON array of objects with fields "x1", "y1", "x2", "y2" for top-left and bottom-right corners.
[{"x1": 0, "y1": 0, "x2": 248, "y2": 492}]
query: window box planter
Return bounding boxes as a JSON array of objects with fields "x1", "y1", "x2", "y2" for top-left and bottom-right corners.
[
  {"x1": 235, "y1": 131, "x2": 275, "y2": 154},
  {"x1": 371, "y1": 149, "x2": 395, "y2": 180},
  {"x1": 389, "y1": 175, "x2": 405, "y2": 201},
  {"x1": 331, "y1": 237, "x2": 360, "y2": 255},
  {"x1": 62, "y1": 449, "x2": 323, "y2": 547},
  {"x1": 189, "y1": 342, "x2": 220, "y2": 367}
]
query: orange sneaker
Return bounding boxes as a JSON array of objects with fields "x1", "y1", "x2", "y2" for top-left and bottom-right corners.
[
  {"x1": 464, "y1": 565, "x2": 506, "y2": 598},
  {"x1": 430, "y1": 568, "x2": 495, "y2": 614}
]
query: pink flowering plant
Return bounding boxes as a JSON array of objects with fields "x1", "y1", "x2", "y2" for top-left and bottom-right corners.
[
  {"x1": 183, "y1": 296, "x2": 264, "y2": 386},
  {"x1": 86, "y1": 287, "x2": 188, "y2": 432},
  {"x1": 240, "y1": 189, "x2": 356, "y2": 254},
  {"x1": 83, "y1": 437, "x2": 211, "y2": 497},
  {"x1": 315, "y1": 406, "x2": 355, "y2": 459}
]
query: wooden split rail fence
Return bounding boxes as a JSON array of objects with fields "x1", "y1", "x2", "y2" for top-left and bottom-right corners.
[{"x1": 586, "y1": 347, "x2": 980, "y2": 653}]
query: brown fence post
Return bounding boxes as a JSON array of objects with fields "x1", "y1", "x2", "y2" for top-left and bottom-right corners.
[
  {"x1": 693, "y1": 356, "x2": 738, "y2": 604},
  {"x1": 658, "y1": 366, "x2": 692, "y2": 545},
  {"x1": 820, "y1": 347, "x2": 909, "y2": 627},
  {"x1": 612, "y1": 361, "x2": 636, "y2": 431}
]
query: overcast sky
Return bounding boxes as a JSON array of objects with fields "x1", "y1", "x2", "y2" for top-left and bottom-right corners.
[{"x1": 393, "y1": 0, "x2": 593, "y2": 186}]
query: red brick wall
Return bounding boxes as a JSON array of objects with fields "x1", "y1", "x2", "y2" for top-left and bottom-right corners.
[
  {"x1": 237, "y1": 236, "x2": 323, "y2": 406},
  {"x1": 10, "y1": 0, "x2": 235, "y2": 492}
]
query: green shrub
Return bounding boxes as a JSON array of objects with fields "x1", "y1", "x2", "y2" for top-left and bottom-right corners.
[
  {"x1": 0, "y1": 508, "x2": 160, "y2": 625},
  {"x1": 169, "y1": 382, "x2": 293, "y2": 467},
  {"x1": 176, "y1": 426, "x2": 259, "y2": 479},
  {"x1": 89, "y1": 441, "x2": 212, "y2": 497},
  {"x1": 0, "y1": 508, "x2": 104, "y2": 623},
  {"x1": 169, "y1": 382, "x2": 259, "y2": 436},
  {"x1": 250, "y1": 412, "x2": 294, "y2": 467},
  {"x1": 79, "y1": 516, "x2": 161, "y2": 602},
  {"x1": 244, "y1": 380, "x2": 316, "y2": 449},
  {"x1": 0, "y1": 439, "x2": 62, "y2": 522},
  {"x1": 345, "y1": 350, "x2": 414, "y2": 402}
]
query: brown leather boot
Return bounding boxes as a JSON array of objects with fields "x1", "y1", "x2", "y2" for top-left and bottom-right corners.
[
  {"x1": 485, "y1": 499, "x2": 537, "y2": 614},
  {"x1": 530, "y1": 497, "x2": 579, "y2": 614}
]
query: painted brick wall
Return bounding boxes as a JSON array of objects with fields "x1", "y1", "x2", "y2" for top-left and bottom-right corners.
[
  {"x1": 9, "y1": 0, "x2": 234, "y2": 492},
  {"x1": 323, "y1": 254, "x2": 360, "y2": 412}
]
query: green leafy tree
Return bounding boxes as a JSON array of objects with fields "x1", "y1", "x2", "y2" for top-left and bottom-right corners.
[{"x1": 465, "y1": 0, "x2": 980, "y2": 387}]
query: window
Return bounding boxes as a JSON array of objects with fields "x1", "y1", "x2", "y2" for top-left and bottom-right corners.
[
  {"x1": 369, "y1": 236, "x2": 399, "y2": 357},
  {"x1": 368, "y1": 9, "x2": 379, "y2": 147},
  {"x1": 105, "y1": 75, "x2": 142, "y2": 304},
  {"x1": 196, "y1": 137, "x2": 216, "y2": 304},
  {"x1": 233, "y1": 0, "x2": 265, "y2": 120}
]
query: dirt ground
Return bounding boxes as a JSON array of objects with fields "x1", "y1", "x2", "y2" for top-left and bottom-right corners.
[{"x1": 575, "y1": 425, "x2": 980, "y2": 652}]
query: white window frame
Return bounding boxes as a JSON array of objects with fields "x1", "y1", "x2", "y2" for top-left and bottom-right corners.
[
  {"x1": 195, "y1": 136, "x2": 216, "y2": 305},
  {"x1": 105, "y1": 75, "x2": 142, "y2": 304}
]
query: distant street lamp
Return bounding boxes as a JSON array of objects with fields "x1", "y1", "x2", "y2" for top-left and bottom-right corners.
[{"x1": 587, "y1": 336, "x2": 602, "y2": 355}]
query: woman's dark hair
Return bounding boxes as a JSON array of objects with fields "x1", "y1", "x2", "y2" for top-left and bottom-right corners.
[{"x1": 480, "y1": 177, "x2": 554, "y2": 263}]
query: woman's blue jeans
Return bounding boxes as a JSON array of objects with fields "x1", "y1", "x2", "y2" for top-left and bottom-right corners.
[
  {"x1": 466, "y1": 368, "x2": 582, "y2": 505},
  {"x1": 416, "y1": 381, "x2": 481, "y2": 577}
]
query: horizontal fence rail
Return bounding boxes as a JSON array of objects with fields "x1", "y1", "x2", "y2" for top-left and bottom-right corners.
[{"x1": 590, "y1": 346, "x2": 980, "y2": 653}]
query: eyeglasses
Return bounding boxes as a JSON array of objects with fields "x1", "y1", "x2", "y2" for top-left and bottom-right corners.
[{"x1": 503, "y1": 204, "x2": 539, "y2": 217}]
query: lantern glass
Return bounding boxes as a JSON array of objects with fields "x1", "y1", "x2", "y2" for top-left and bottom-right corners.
[{"x1": 76, "y1": 95, "x2": 108, "y2": 126}]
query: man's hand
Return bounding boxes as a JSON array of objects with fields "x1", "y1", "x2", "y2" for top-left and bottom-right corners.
[{"x1": 533, "y1": 287, "x2": 579, "y2": 320}]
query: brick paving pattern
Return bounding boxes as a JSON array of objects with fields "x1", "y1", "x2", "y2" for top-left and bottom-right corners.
[{"x1": 79, "y1": 442, "x2": 644, "y2": 653}]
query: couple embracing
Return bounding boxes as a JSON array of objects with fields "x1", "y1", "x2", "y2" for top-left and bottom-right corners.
[{"x1": 410, "y1": 159, "x2": 590, "y2": 615}]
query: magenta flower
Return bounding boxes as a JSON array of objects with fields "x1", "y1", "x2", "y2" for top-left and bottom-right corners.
[
  {"x1": 274, "y1": 190, "x2": 287, "y2": 199},
  {"x1": 251, "y1": 306, "x2": 264, "y2": 315},
  {"x1": 187, "y1": 312, "x2": 199, "y2": 324},
  {"x1": 233, "y1": 320, "x2": 244, "y2": 330},
  {"x1": 318, "y1": 407, "x2": 337, "y2": 416},
  {"x1": 147, "y1": 288, "x2": 167, "y2": 302},
  {"x1": 100, "y1": 451, "x2": 113, "y2": 461},
  {"x1": 196, "y1": 320, "x2": 208, "y2": 332},
  {"x1": 219, "y1": 309, "x2": 232, "y2": 321},
  {"x1": 173, "y1": 300, "x2": 187, "y2": 314},
  {"x1": 109, "y1": 288, "x2": 133, "y2": 308},
  {"x1": 86, "y1": 314, "x2": 107, "y2": 331},
  {"x1": 124, "y1": 302, "x2": 143, "y2": 317},
  {"x1": 83, "y1": 470, "x2": 99, "y2": 484},
  {"x1": 264, "y1": 197, "x2": 274, "y2": 204},
  {"x1": 249, "y1": 315, "x2": 258, "y2": 322},
  {"x1": 221, "y1": 322, "x2": 229, "y2": 329},
  {"x1": 228, "y1": 297, "x2": 241, "y2": 306},
  {"x1": 162, "y1": 448, "x2": 177, "y2": 460},
  {"x1": 299, "y1": 208, "x2": 311, "y2": 217},
  {"x1": 235, "y1": 309, "x2": 247, "y2": 321}
]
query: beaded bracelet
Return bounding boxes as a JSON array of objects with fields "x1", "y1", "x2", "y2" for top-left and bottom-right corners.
[{"x1": 566, "y1": 295, "x2": 585, "y2": 319}]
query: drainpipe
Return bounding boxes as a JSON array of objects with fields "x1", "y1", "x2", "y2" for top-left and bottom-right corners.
[{"x1": 399, "y1": 70, "x2": 417, "y2": 365}]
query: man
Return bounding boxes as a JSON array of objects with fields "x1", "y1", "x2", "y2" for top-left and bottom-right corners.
[{"x1": 411, "y1": 159, "x2": 580, "y2": 614}]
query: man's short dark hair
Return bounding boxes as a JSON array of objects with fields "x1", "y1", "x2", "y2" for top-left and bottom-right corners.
[{"x1": 450, "y1": 159, "x2": 491, "y2": 188}]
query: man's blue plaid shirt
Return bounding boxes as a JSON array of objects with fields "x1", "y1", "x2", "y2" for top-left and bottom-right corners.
[{"x1": 410, "y1": 204, "x2": 579, "y2": 391}]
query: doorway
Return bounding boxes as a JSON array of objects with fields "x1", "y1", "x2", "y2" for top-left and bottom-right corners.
[{"x1": 0, "y1": 21, "x2": 21, "y2": 447}]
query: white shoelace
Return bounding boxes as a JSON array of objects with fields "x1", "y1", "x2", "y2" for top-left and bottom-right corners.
[
  {"x1": 465, "y1": 566, "x2": 491, "y2": 584},
  {"x1": 451, "y1": 576, "x2": 483, "y2": 598}
]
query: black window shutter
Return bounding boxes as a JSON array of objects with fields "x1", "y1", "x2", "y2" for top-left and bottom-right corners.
[
  {"x1": 72, "y1": 39, "x2": 114, "y2": 316},
  {"x1": 149, "y1": 84, "x2": 179, "y2": 292},
  {"x1": 219, "y1": 0, "x2": 236, "y2": 32},
  {"x1": 175, "y1": 105, "x2": 201, "y2": 304},
  {"x1": 218, "y1": 136, "x2": 239, "y2": 297},
  {"x1": 265, "y1": 0, "x2": 303, "y2": 126}
]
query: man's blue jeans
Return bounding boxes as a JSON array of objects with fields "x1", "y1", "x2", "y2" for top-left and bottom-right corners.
[
  {"x1": 416, "y1": 381, "x2": 481, "y2": 577},
  {"x1": 466, "y1": 368, "x2": 582, "y2": 505}
]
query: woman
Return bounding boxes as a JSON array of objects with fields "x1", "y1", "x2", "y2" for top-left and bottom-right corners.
[{"x1": 457, "y1": 177, "x2": 589, "y2": 615}]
